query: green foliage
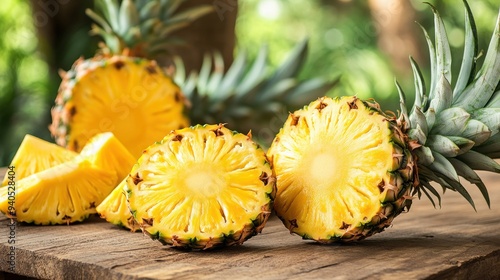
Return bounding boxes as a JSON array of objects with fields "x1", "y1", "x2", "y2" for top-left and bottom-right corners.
[
  {"x1": 236, "y1": 0, "x2": 498, "y2": 111},
  {"x1": 0, "y1": 0, "x2": 50, "y2": 166}
]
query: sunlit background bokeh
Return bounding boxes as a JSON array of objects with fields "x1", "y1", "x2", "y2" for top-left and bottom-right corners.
[{"x1": 0, "y1": 0, "x2": 498, "y2": 165}]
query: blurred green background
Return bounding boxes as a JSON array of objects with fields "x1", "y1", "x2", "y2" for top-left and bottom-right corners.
[{"x1": 0, "y1": 0, "x2": 498, "y2": 166}]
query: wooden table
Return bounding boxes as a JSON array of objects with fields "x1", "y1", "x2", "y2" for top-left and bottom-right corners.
[{"x1": 0, "y1": 168, "x2": 499, "y2": 280}]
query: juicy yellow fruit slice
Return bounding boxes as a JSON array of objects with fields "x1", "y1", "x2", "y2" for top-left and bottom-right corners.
[
  {"x1": 50, "y1": 56, "x2": 189, "y2": 158},
  {"x1": 268, "y1": 96, "x2": 415, "y2": 242},
  {"x1": 0, "y1": 160, "x2": 117, "y2": 225},
  {"x1": 79, "y1": 132, "x2": 136, "y2": 183},
  {"x1": 96, "y1": 178, "x2": 139, "y2": 231},
  {"x1": 126, "y1": 124, "x2": 276, "y2": 249},
  {"x1": 1, "y1": 135, "x2": 77, "y2": 186}
]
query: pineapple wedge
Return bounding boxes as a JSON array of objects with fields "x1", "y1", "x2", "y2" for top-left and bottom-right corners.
[
  {"x1": 0, "y1": 160, "x2": 117, "y2": 225},
  {"x1": 96, "y1": 178, "x2": 140, "y2": 231},
  {"x1": 79, "y1": 132, "x2": 136, "y2": 183},
  {"x1": 1, "y1": 135, "x2": 77, "y2": 186},
  {"x1": 0, "y1": 132, "x2": 135, "y2": 225}
]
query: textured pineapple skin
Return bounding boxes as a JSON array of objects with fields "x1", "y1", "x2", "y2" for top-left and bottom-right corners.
[
  {"x1": 126, "y1": 124, "x2": 276, "y2": 250},
  {"x1": 49, "y1": 55, "x2": 189, "y2": 158},
  {"x1": 268, "y1": 96, "x2": 418, "y2": 243}
]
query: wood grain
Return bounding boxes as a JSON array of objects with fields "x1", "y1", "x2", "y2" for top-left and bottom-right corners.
[{"x1": 0, "y1": 168, "x2": 499, "y2": 280}]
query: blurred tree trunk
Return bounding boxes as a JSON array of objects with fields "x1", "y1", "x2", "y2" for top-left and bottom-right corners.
[
  {"x1": 29, "y1": 0, "x2": 95, "y2": 99},
  {"x1": 368, "y1": 0, "x2": 423, "y2": 75},
  {"x1": 169, "y1": 0, "x2": 238, "y2": 73}
]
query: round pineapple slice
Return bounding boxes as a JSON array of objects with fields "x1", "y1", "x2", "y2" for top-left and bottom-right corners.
[
  {"x1": 0, "y1": 160, "x2": 117, "y2": 225},
  {"x1": 96, "y1": 178, "x2": 140, "y2": 231},
  {"x1": 126, "y1": 124, "x2": 276, "y2": 250},
  {"x1": 268, "y1": 96, "x2": 417, "y2": 242},
  {"x1": 2, "y1": 134, "x2": 77, "y2": 186},
  {"x1": 49, "y1": 55, "x2": 189, "y2": 158}
]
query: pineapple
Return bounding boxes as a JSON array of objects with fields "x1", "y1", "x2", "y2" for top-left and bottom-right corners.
[
  {"x1": 49, "y1": 0, "x2": 214, "y2": 157},
  {"x1": 96, "y1": 178, "x2": 140, "y2": 231},
  {"x1": 268, "y1": 2, "x2": 500, "y2": 243},
  {"x1": 0, "y1": 160, "x2": 117, "y2": 225},
  {"x1": 1, "y1": 135, "x2": 77, "y2": 186},
  {"x1": 125, "y1": 124, "x2": 276, "y2": 249},
  {"x1": 173, "y1": 39, "x2": 338, "y2": 144},
  {"x1": 0, "y1": 132, "x2": 134, "y2": 224},
  {"x1": 79, "y1": 132, "x2": 136, "y2": 182}
]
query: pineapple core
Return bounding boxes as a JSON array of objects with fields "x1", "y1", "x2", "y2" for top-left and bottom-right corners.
[{"x1": 183, "y1": 165, "x2": 225, "y2": 197}]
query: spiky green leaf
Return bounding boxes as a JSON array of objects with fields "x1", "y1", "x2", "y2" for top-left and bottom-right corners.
[
  {"x1": 453, "y1": 11, "x2": 500, "y2": 110},
  {"x1": 458, "y1": 150, "x2": 500, "y2": 173},
  {"x1": 431, "y1": 107, "x2": 470, "y2": 136},
  {"x1": 453, "y1": 0, "x2": 478, "y2": 97}
]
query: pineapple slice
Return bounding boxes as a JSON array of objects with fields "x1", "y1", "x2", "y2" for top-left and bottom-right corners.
[
  {"x1": 96, "y1": 178, "x2": 140, "y2": 231},
  {"x1": 79, "y1": 132, "x2": 136, "y2": 183},
  {"x1": 126, "y1": 124, "x2": 276, "y2": 249},
  {"x1": 1, "y1": 135, "x2": 77, "y2": 186},
  {"x1": 50, "y1": 56, "x2": 189, "y2": 158},
  {"x1": 0, "y1": 160, "x2": 117, "y2": 225},
  {"x1": 268, "y1": 97, "x2": 416, "y2": 242}
]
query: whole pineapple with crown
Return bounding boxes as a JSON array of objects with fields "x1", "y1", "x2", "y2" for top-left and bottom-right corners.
[
  {"x1": 49, "y1": 0, "x2": 214, "y2": 157},
  {"x1": 268, "y1": 1, "x2": 500, "y2": 242}
]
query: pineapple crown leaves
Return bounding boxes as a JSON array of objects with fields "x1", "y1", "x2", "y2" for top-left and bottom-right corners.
[
  {"x1": 397, "y1": 1, "x2": 500, "y2": 209},
  {"x1": 173, "y1": 39, "x2": 339, "y2": 140},
  {"x1": 86, "y1": 0, "x2": 213, "y2": 58}
]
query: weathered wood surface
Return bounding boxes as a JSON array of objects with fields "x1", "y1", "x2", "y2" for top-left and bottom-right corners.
[{"x1": 0, "y1": 168, "x2": 499, "y2": 280}]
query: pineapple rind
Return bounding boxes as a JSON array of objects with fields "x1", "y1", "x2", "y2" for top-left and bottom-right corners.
[
  {"x1": 126, "y1": 124, "x2": 276, "y2": 250},
  {"x1": 269, "y1": 96, "x2": 417, "y2": 243}
]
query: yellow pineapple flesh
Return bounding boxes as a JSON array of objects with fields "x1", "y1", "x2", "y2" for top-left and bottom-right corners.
[
  {"x1": 0, "y1": 160, "x2": 117, "y2": 225},
  {"x1": 2, "y1": 135, "x2": 77, "y2": 186},
  {"x1": 126, "y1": 124, "x2": 276, "y2": 249},
  {"x1": 50, "y1": 56, "x2": 189, "y2": 158},
  {"x1": 96, "y1": 178, "x2": 140, "y2": 231},
  {"x1": 79, "y1": 132, "x2": 136, "y2": 183},
  {"x1": 268, "y1": 97, "x2": 416, "y2": 242}
]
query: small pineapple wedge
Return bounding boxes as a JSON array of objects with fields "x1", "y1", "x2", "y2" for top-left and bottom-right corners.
[
  {"x1": 268, "y1": 1, "x2": 500, "y2": 243},
  {"x1": 96, "y1": 178, "x2": 140, "y2": 231},
  {"x1": 1, "y1": 135, "x2": 77, "y2": 186},
  {"x1": 0, "y1": 160, "x2": 117, "y2": 225},
  {"x1": 79, "y1": 132, "x2": 136, "y2": 183},
  {"x1": 126, "y1": 124, "x2": 276, "y2": 250},
  {"x1": 50, "y1": 0, "x2": 214, "y2": 157}
]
